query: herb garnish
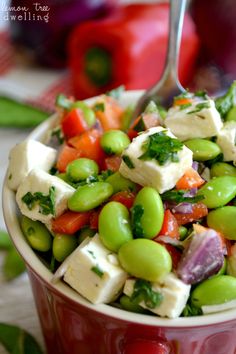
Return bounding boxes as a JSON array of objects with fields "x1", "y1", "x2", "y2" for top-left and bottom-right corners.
[
  {"x1": 195, "y1": 90, "x2": 208, "y2": 99},
  {"x1": 51, "y1": 127, "x2": 64, "y2": 144},
  {"x1": 93, "y1": 102, "x2": 105, "y2": 112},
  {"x1": 91, "y1": 265, "x2": 104, "y2": 278},
  {"x1": 131, "y1": 204, "x2": 144, "y2": 237},
  {"x1": 187, "y1": 102, "x2": 210, "y2": 115},
  {"x1": 161, "y1": 189, "x2": 204, "y2": 204},
  {"x1": 215, "y1": 81, "x2": 236, "y2": 119},
  {"x1": 131, "y1": 279, "x2": 163, "y2": 309},
  {"x1": 56, "y1": 94, "x2": 73, "y2": 111},
  {"x1": 139, "y1": 131, "x2": 183, "y2": 165},
  {"x1": 179, "y1": 103, "x2": 192, "y2": 110},
  {"x1": 106, "y1": 85, "x2": 125, "y2": 99},
  {"x1": 181, "y1": 303, "x2": 203, "y2": 317},
  {"x1": 122, "y1": 155, "x2": 135, "y2": 169},
  {"x1": 22, "y1": 186, "x2": 56, "y2": 216}
]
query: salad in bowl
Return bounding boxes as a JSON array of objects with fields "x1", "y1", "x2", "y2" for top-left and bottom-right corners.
[{"x1": 5, "y1": 83, "x2": 236, "y2": 320}]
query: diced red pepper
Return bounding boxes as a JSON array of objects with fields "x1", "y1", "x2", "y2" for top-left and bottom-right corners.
[
  {"x1": 174, "y1": 203, "x2": 208, "y2": 225},
  {"x1": 51, "y1": 211, "x2": 91, "y2": 234},
  {"x1": 56, "y1": 145, "x2": 81, "y2": 172},
  {"x1": 110, "y1": 191, "x2": 136, "y2": 209},
  {"x1": 158, "y1": 210, "x2": 180, "y2": 239},
  {"x1": 62, "y1": 108, "x2": 88, "y2": 138},
  {"x1": 90, "y1": 208, "x2": 101, "y2": 230},
  {"x1": 104, "y1": 155, "x2": 122, "y2": 172},
  {"x1": 68, "y1": 128, "x2": 105, "y2": 166},
  {"x1": 94, "y1": 96, "x2": 124, "y2": 131},
  {"x1": 176, "y1": 167, "x2": 205, "y2": 190}
]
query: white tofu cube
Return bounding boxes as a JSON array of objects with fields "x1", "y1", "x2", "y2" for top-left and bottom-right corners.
[
  {"x1": 165, "y1": 99, "x2": 223, "y2": 141},
  {"x1": 119, "y1": 127, "x2": 192, "y2": 193},
  {"x1": 216, "y1": 121, "x2": 236, "y2": 164},
  {"x1": 63, "y1": 234, "x2": 128, "y2": 304},
  {"x1": 123, "y1": 273, "x2": 191, "y2": 319},
  {"x1": 7, "y1": 139, "x2": 57, "y2": 191},
  {"x1": 16, "y1": 168, "x2": 75, "y2": 224}
]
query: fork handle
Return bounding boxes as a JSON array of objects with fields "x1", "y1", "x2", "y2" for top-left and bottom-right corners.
[{"x1": 160, "y1": 0, "x2": 187, "y2": 89}]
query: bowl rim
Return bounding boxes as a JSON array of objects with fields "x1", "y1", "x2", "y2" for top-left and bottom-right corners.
[{"x1": 3, "y1": 90, "x2": 236, "y2": 328}]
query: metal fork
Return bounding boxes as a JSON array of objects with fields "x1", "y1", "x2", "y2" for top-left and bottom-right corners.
[{"x1": 132, "y1": 0, "x2": 187, "y2": 121}]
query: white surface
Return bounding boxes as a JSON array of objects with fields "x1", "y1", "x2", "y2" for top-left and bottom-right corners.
[{"x1": 0, "y1": 128, "x2": 45, "y2": 353}]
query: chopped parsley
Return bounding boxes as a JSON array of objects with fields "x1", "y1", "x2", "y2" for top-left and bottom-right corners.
[
  {"x1": 122, "y1": 155, "x2": 135, "y2": 169},
  {"x1": 195, "y1": 90, "x2": 208, "y2": 99},
  {"x1": 174, "y1": 91, "x2": 192, "y2": 101},
  {"x1": 21, "y1": 186, "x2": 56, "y2": 216},
  {"x1": 91, "y1": 265, "x2": 104, "y2": 278},
  {"x1": 179, "y1": 103, "x2": 192, "y2": 110},
  {"x1": 56, "y1": 94, "x2": 73, "y2": 111},
  {"x1": 106, "y1": 85, "x2": 125, "y2": 99},
  {"x1": 181, "y1": 303, "x2": 202, "y2": 317},
  {"x1": 8, "y1": 173, "x2": 12, "y2": 180},
  {"x1": 93, "y1": 102, "x2": 105, "y2": 112},
  {"x1": 161, "y1": 189, "x2": 204, "y2": 204},
  {"x1": 139, "y1": 131, "x2": 183, "y2": 165},
  {"x1": 131, "y1": 204, "x2": 144, "y2": 237},
  {"x1": 187, "y1": 102, "x2": 210, "y2": 115},
  {"x1": 100, "y1": 169, "x2": 114, "y2": 180},
  {"x1": 51, "y1": 127, "x2": 64, "y2": 144},
  {"x1": 88, "y1": 250, "x2": 96, "y2": 259},
  {"x1": 131, "y1": 279, "x2": 163, "y2": 309},
  {"x1": 215, "y1": 81, "x2": 236, "y2": 119},
  {"x1": 133, "y1": 116, "x2": 146, "y2": 132}
]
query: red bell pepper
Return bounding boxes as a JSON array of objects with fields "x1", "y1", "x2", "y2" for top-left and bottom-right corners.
[
  {"x1": 174, "y1": 202, "x2": 208, "y2": 225},
  {"x1": 175, "y1": 167, "x2": 205, "y2": 190},
  {"x1": 61, "y1": 108, "x2": 89, "y2": 138},
  {"x1": 158, "y1": 210, "x2": 180, "y2": 239},
  {"x1": 51, "y1": 211, "x2": 91, "y2": 234},
  {"x1": 110, "y1": 191, "x2": 136, "y2": 209},
  {"x1": 68, "y1": 3, "x2": 199, "y2": 99}
]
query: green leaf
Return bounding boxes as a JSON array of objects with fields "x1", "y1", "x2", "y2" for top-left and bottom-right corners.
[
  {"x1": 55, "y1": 94, "x2": 73, "y2": 111},
  {"x1": 0, "y1": 323, "x2": 43, "y2": 354},
  {"x1": 122, "y1": 155, "x2": 135, "y2": 169},
  {"x1": 91, "y1": 265, "x2": 104, "y2": 278},
  {"x1": 215, "y1": 81, "x2": 236, "y2": 119},
  {"x1": 139, "y1": 131, "x2": 183, "y2": 165},
  {"x1": 21, "y1": 186, "x2": 56, "y2": 216},
  {"x1": 0, "y1": 230, "x2": 13, "y2": 250},
  {"x1": 181, "y1": 303, "x2": 202, "y2": 317},
  {"x1": 130, "y1": 279, "x2": 163, "y2": 309},
  {"x1": 3, "y1": 248, "x2": 26, "y2": 281},
  {"x1": 187, "y1": 102, "x2": 210, "y2": 115},
  {"x1": 93, "y1": 102, "x2": 105, "y2": 112},
  {"x1": 106, "y1": 85, "x2": 125, "y2": 99},
  {"x1": 161, "y1": 189, "x2": 205, "y2": 204},
  {"x1": 131, "y1": 204, "x2": 144, "y2": 238}
]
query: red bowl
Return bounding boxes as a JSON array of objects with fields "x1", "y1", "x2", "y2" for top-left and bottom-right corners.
[{"x1": 3, "y1": 91, "x2": 236, "y2": 354}]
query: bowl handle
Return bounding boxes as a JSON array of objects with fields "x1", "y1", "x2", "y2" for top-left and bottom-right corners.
[{"x1": 123, "y1": 338, "x2": 172, "y2": 354}]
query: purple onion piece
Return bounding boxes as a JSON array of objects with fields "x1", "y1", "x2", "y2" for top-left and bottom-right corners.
[
  {"x1": 177, "y1": 229, "x2": 224, "y2": 285},
  {"x1": 192, "y1": 161, "x2": 199, "y2": 171},
  {"x1": 172, "y1": 202, "x2": 193, "y2": 214},
  {"x1": 183, "y1": 188, "x2": 198, "y2": 198}
]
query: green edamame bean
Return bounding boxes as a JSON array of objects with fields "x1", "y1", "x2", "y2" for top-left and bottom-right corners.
[
  {"x1": 184, "y1": 139, "x2": 221, "y2": 161},
  {"x1": 215, "y1": 257, "x2": 227, "y2": 277},
  {"x1": 210, "y1": 162, "x2": 236, "y2": 177},
  {"x1": 226, "y1": 105, "x2": 236, "y2": 122},
  {"x1": 106, "y1": 172, "x2": 136, "y2": 193},
  {"x1": 120, "y1": 295, "x2": 146, "y2": 314},
  {"x1": 197, "y1": 176, "x2": 236, "y2": 208},
  {"x1": 71, "y1": 101, "x2": 96, "y2": 127},
  {"x1": 191, "y1": 275, "x2": 236, "y2": 308},
  {"x1": 132, "y1": 187, "x2": 164, "y2": 238},
  {"x1": 68, "y1": 182, "x2": 113, "y2": 212},
  {"x1": 118, "y1": 239, "x2": 172, "y2": 281},
  {"x1": 99, "y1": 201, "x2": 133, "y2": 252},
  {"x1": 53, "y1": 234, "x2": 77, "y2": 262},
  {"x1": 179, "y1": 226, "x2": 188, "y2": 240},
  {"x1": 66, "y1": 158, "x2": 99, "y2": 182},
  {"x1": 78, "y1": 227, "x2": 96, "y2": 244},
  {"x1": 101, "y1": 130, "x2": 130, "y2": 155},
  {"x1": 207, "y1": 206, "x2": 236, "y2": 239},
  {"x1": 21, "y1": 216, "x2": 52, "y2": 252}
]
